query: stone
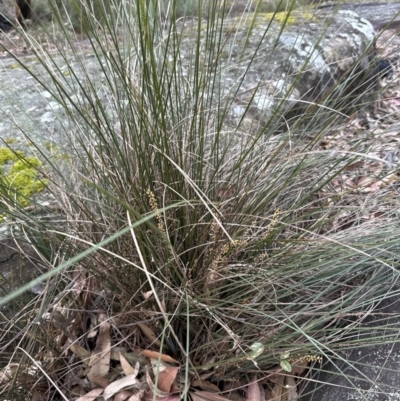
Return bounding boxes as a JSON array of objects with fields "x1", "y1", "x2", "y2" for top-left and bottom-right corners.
[
  {"x1": 317, "y1": 1, "x2": 400, "y2": 32},
  {"x1": 177, "y1": 9, "x2": 379, "y2": 130},
  {"x1": 300, "y1": 294, "x2": 400, "y2": 401}
]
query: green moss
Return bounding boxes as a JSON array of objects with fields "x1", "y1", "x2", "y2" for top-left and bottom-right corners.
[
  {"x1": 0, "y1": 148, "x2": 49, "y2": 209},
  {"x1": 0, "y1": 148, "x2": 24, "y2": 164}
]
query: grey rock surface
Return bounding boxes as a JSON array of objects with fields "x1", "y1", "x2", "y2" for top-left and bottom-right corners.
[
  {"x1": 178, "y1": 9, "x2": 378, "y2": 129},
  {"x1": 317, "y1": 1, "x2": 400, "y2": 31},
  {"x1": 301, "y1": 294, "x2": 400, "y2": 401},
  {"x1": 0, "y1": 51, "x2": 107, "y2": 239}
]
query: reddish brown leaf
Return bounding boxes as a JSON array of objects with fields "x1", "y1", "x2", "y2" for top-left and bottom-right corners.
[
  {"x1": 246, "y1": 378, "x2": 261, "y2": 401},
  {"x1": 134, "y1": 348, "x2": 179, "y2": 364},
  {"x1": 156, "y1": 366, "x2": 180, "y2": 393}
]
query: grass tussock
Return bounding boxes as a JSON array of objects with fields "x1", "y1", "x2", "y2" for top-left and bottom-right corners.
[{"x1": 0, "y1": 0, "x2": 400, "y2": 400}]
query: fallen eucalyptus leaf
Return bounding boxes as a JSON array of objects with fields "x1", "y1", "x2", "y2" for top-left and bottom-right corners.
[
  {"x1": 75, "y1": 388, "x2": 104, "y2": 401},
  {"x1": 103, "y1": 374, "x2": 138, "y2": 401},
  {"x1": 120, "y1": 354, "x2": 139, "y2": 377}
]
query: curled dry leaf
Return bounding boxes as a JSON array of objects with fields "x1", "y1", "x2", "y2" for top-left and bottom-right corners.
[
  {"x1": 156, "y1": 366, "x2": 180, "y2": 393},
  {"x1": 103, "y1": 374, "x2": 139, "y2": 401},
  {"x1": 134, "y1": 349, "x2": 179, "y2": 364},
  {"x1": 246, "y1": 378, "x2": 261, "y2": 401},
  {"x1": 145, "y1": 369, "x2": 173, "y2": 399},
  {"x1": 88, "y1": 329, "x2": 99, "y2": 339},
  {"x1": 75, "y1": 388, "x2": 104, "y2": 401},
  {"x1": 120, "y1": 354, "x2": 139, "y2": 376}
]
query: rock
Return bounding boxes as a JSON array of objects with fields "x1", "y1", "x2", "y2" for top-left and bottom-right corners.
[
  {"x1": 177, "y1": 9, "x2": 378, "y2": 130},
  {"x1": 317, "y1": 1, "x2": 400, "y2": 32},
  {"x1": 300, "y1": 294, "x2": 400, "y2": 401}
]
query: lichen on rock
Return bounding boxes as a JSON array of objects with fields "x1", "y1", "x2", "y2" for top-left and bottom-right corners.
[{"x1": 0, "y1": 147, "x2": 48, "y2": 209}]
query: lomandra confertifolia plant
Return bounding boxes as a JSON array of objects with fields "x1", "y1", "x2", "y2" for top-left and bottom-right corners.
[{"x1": 0, "y1": 0, "x2": 399, "y2": 400}]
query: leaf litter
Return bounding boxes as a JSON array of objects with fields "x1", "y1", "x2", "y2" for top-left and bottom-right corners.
[{"x1": 0, "y1": 297, "x2": 315, "y2": 401}]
